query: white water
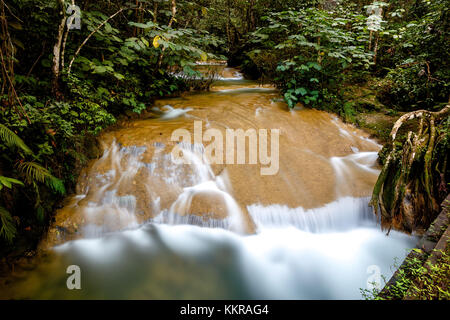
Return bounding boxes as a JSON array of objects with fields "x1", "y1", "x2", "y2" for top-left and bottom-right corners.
[
  {"x1": 170, "y1": 67, "x2": 244, "y2": 81},
  {"x1": 7, "y1": 189, "x2": 415, "y2": 299},
  {"x1": 247, "y1": 197, "x2": 376, "y2": 232},
  {"x1": 34, "y1": 200, "x2": 413, "y2": 299}
]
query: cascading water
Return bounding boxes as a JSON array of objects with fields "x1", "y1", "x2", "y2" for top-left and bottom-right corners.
[{"x1": 0, "y1": 67, "x2": 417, "y2": 300}]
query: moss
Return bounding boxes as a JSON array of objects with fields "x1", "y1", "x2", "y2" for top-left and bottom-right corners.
[
  {"x1": 356, "y1": 113, "x2": 396, "y2": 143},
  {"x1": 341, "y1": 80, "x2": 399, "y2": 143}
]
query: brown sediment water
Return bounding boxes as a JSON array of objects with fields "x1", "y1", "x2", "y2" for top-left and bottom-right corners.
[
  {"x1": 0, "y1": 67, "x2": 417, "y2": 300},
  {"x1": 42, "y1": 68, "x2": 382, "y2": 246}
]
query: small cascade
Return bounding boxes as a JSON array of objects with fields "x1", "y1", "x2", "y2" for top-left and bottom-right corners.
[
  {"x1": 330, "y1": 151, "x2": 380, "y2": 198},
  {"x1": 150, "y1": 105, "x2": 193, "y2": 120},
  {"x1": 55, "y1": 139, "x2": 248, "y2": 240},
  {"x1": 330, "y1": 152, "x2": 380, "y2": 178},
  {"x1": 74, "y1": 143, "x2": 145, "y2": 237},
  {"x1": 170, "y1": 66, "x2": 244, "y2": 81},
  {"x1": 156, "y1": 143, "x2": 247, "y2": 233},
  {"x1": 216, "y1": 68, "x2": 244, "y2": 80},
  {"x1": 151, "y1": 210, "x2": 231, "y2": 229},
  {"x1": 247, "y1": 197, "x2": 377, "y2": 232}
]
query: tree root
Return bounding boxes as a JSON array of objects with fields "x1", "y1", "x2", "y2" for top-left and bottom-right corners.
[{"x1": 370, "y1": 104, "x2": 450, "y2": 233}]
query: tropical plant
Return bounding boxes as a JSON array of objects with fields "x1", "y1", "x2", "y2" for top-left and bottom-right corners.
[
  {"x1": 0, "y1": 205, "x2": 17, "y2": 244},
  {"x1": 0, "y1": 123, "x2": 33, "y2": 156},
  {"x1": 376, "y1": 0, "x2": 449, "y2": 110},
  {"x1": 0, "y1": 123, "x2": 65, "y2": 242},
  {"x1": 246, "y1": 5, "x2": 373, "y2": 110}
]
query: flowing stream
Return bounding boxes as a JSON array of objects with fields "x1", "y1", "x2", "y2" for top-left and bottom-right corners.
[{"x1": 1, "y1": 67, "x2": 416, "y2": 299}]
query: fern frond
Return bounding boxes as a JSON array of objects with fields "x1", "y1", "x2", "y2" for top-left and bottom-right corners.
[
  {"x1": 46, "y1": 176, "x2": 66, "y2": 195},
  {"x1": 17, "y1": 161, "x2": 48, "y2": 184},
  {"x1": 0, "y1": 176, "x2": 24, "y2": 191},
  {"x1": 0, "y1": 124, "x2": 33, "y2": 155},
  {"x1": 0, "y1": 206, "x2": 17, "y2": 243},
  {"x1": 17, "y1": 162, "x2": 66, "y2": 195}
]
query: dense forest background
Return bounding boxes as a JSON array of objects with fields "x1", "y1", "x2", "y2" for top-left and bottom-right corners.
[{"x1": 0, "y1": 0, "x2": 448, "y2": 257}]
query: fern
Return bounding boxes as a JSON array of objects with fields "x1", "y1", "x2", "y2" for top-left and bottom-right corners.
[
  {"x1": 17, "y1": 162, "x2": 66, "y2": 195},
  {"x1": 0, "y1": 206, "x2": 16, "y2": 243},
  {"x1": 0, "y1": 124, "x2": 33, "y2": 155},
  {"x1": 45, "y1": 176, "x2": 66, "y2": 195},
  {"x1": 0, "y1": 175, "x2": 24, "y2": 191}
]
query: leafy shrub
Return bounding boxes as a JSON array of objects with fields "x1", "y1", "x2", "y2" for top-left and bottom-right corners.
[
  {"x1": 379, "y1": 62, "x2": 449, "y2": 111},
  {"x1": 246, "y1": 7, "x2": 373, "y2": 109},
  {"x1": 376, "y1": 0, "x2": 449, "y2": 110}
]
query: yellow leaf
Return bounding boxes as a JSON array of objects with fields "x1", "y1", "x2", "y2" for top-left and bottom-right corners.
[
  {"x1": 201, "y1": 7, "x2": 208, "y2": 16},
  {"x1": 200, "y1": 52, "x2": 208, "y2": 62},
  {"x1": 153, "y1": 35, "x2": 161, "y2": 48}
]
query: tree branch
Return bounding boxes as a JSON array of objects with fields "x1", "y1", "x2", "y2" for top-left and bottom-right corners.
[
  {"x1": 390, "y1": 104, "x2": 450, "y2": 141},
  {"x1": 67, "y1": 7, "x2": 124, "y2": 75}
]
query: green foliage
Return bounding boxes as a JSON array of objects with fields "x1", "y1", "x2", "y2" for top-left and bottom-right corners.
[
  {"x1": 361, "y1": 244, "x2": 450, "y2": 300},
  {"x1": 0, "y1": 176, "x2": 23, "y2": 191},
  {"x1": 376, "y1": 0, "x2": 449, "y2": 110},
  {"x1": 0, "y1": 124, "x2": 32, "y2": 155},
  {"x1": 379, "y1": 247, "x2": 450, "y2": 300},
  {"x1": 405, "y1": 249, "x2": 450, "y2": 300},
  {"x1": 0, "y1": 206, "x2": 16, "y2": 244},
  {"x1": 2, "y1": 95, "x2": 115, "y2": 162},
  {"x1": 381, "y1": 62, "x2": 449, "y2": 111},
  {"x1": 17, "y1": 162, "x2": 65, "y2": 195},
  {"x1": 0, "y1": 118, "x2": 66, "y2": 242},
  {"x1": 342, "y1": 102, "x2": 357, "y2": 123},
  {"x1": 65, "y1": 7, "x2": 225, "y2": 116},
  {"x1": 246, "y1": 6, "x2": 373, "y2": 109}
]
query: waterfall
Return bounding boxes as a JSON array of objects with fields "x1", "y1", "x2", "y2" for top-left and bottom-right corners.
[
  {"x1": 72, "y1": 140, "x2": 247, "y2": 237},
  {"x1": 2, "y1": 68, "x2": 417, "y2": 300},
  {"x1": 248, "y1": 197, "x2": 377, "y2": 233}
]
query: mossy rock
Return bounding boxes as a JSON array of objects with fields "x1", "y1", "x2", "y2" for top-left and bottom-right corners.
[
  {"x1": 342, "y1": 80, "x2": 386, "y2": 113},
  {"x1": 84, "y1": 135, "x2": 101, "y2": 160},
  {"x1": 355, "y1": 112, "x2": 397, "y2": 143}
]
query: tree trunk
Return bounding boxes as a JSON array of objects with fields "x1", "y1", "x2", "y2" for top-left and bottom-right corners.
[
  {"x1": 370, "y1": 104, "x2": 450, "y2": 233},
  {"x1": 153, "y1": 1, "x2": 158, "y2": 23},
  {"x1": 168, "y1": 0, "x2": 177, "y2": 28},
  {"x1": 52, "y1": 0, "x2": 67, "y2": 98}
]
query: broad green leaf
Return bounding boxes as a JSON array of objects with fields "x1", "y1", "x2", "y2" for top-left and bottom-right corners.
[{"x1": 295, "y1": 87, "x2": 307, "y2": 96}]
